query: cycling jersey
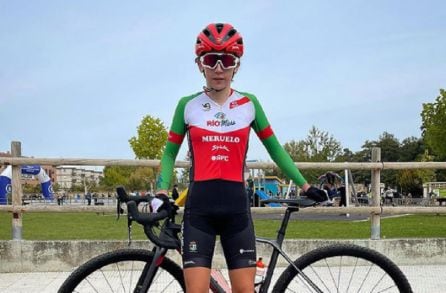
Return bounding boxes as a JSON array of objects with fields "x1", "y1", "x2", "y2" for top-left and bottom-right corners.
[{"x1": 157, "y1": 90, "x2": 307, "y2": 190}]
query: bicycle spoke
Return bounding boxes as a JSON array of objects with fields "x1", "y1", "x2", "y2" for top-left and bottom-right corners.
[{"x1": 278, "y1": 254, "x2": 408, "y2": 292}]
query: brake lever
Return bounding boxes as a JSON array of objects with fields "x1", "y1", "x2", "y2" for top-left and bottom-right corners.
[{"x1": 116, "y1": 197, "x2": 124, "y2": 221}]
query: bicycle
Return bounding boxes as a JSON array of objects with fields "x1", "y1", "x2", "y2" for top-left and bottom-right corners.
[{"x1": 59, "y1": 187, "x2": 413, "y2": 292}]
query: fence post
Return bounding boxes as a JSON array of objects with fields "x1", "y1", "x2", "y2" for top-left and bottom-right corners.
[
  {"x1": 11, "y1": 141, "x2": 23, "y2": 240},
  {"x1": 370, "y1": 147, "x2": 381, "y2": 240}
]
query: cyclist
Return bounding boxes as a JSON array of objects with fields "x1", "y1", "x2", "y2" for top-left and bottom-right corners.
[{"x1": 156, "y1": 22, "x2": 326, "y2": 293}]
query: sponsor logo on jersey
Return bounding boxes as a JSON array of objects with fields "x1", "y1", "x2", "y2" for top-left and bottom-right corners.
[
  {"x1": 206, "y1": 111, "x2": 236, "y2": 127},
  {"x1": 211, "y1": 155, "x2": 229, "y2": 161},
  {"x1": 206, "y1": 119, "x2": 236, "y2": 127},
  {"x1": 212, "y1": 145, "x2": 230, "y2": 152},
  {"x1": 202, "y1": 135, "x2": 240, "y2": 143},
  {"x1": 229, "y1": 96, "x2": 250, "y2": 109},
  {"x1": 202, "y1": 103, "x2": 211, "y2": 111},
  {"x1": 215, "y1": 112, "x2": 226, "y2": 119}
]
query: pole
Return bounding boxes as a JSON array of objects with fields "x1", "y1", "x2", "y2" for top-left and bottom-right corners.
[
  {"x1": 11, "y1": 141, "x2": 23, "y2": 240},
  {"x1": 344, "y1": 169, "x2": 350, "y2": 217},
  {"x1": 370, "y1": 147, "x2": 381, "y2": 240}
]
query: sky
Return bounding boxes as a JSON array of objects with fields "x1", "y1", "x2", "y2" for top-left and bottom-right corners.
[{"x1": 1, "y1": 1, "x2": 445, "y2": 163}]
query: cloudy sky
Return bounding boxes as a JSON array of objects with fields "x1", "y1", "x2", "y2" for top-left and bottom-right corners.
[{"x1": 1, "y1": 1, "x2": 445, "y2": 162}]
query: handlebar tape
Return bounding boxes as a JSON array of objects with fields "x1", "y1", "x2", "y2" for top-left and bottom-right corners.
[{"x1": 127, "y1": 201, "x2": 169, "y2": 225}]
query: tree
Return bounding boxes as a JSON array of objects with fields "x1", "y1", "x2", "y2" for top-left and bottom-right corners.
[
  {"x1": 421, "y1": 89, "x2": 446, "y2": 160},
  {"x1": 101, "y1": 166, "x2": 155, "y2": 192},
  {"x1": 361, "y1": 132, "x2": 401, "y2": 187},
  {"x1": 399, "y1": 137, "x2": 425, "y2": 162},
  {"x1": 304, "y1": 126, "x2": 343, "y2": 162},
  {"x1": 127, "y1": 115, "x2": 169, "y2": 192},
  {"x1": 129, "y1": 115, "x2": 168, "y2": 160},
  {"x1": 267, "y1": 126, "x2": 342, "y2": 183},
  {"x1": 396, "y1": 151, "x2": 436, "y2": 197}
]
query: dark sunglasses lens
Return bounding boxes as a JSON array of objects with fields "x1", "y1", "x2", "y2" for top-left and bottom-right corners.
[
  {"x1": 202, "y1": 54, "x2": 219, "y2": 67},
  {"x1": 220, "y1": 55, "x2": 237, "y2": 67}
]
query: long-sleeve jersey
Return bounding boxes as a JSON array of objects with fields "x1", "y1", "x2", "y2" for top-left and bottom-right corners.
[{"x1": 156, "y1": 90, "x2": 307, "y2": 190}]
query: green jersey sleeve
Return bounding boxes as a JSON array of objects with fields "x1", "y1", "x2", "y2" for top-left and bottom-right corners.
[
  {"x1": 156, "y1": 94, "x2": 198, "y2": 190},
  {"x1": 243, "y1": 92, "x2": 308, "y2": 187}
]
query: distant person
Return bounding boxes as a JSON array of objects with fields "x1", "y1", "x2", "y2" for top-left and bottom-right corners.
[
  {"x1": 256, "y1": 257, "x2": 265, "y2": 268},
  {"x1": 171, "y1": 184, "x2": 179, "y2": 201},
  {"x1": 86, "y1": 192, "x2": 92, "y2": 206},
  {"x1": 384, "y1": 187, "x2": 394, "y2": 205},
  {"x1": 338, "y1": 186, "x2": 347, "y2": 207}
]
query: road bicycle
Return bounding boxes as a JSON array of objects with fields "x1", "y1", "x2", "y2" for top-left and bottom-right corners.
[{"x1": 59, "y1": 187, "x2": 413, "y2": 292}]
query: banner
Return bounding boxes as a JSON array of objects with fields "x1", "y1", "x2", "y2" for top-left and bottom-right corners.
[{"x1": 0, "y1": 165, "x2": 54, "y2": 204}]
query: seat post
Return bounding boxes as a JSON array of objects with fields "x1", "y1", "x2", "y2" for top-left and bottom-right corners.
[{"x1": 276, "y1": 206, "x2": 299, "y2": 246}]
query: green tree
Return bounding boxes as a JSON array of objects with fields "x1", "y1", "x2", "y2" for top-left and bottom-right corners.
[
  {"x1": 421, "y1": 89, "x2": 446, "y2": 160},
  {"x1": 129, "y1": 115, "x2": 168, "y2": 160},
  {"x1": 361, "y1": 132, "x2": 401, "y2": 187},
  {"x1": 399, "y1": 137, "x2": 425, "y2": 162},
  {"x1": 304, "y1": 126, "x2": 342, "y2": 162},
  {"x1": 267, "y1": 126, "x2": 342, "y2": 183},
  {"x1": 101, "y1": 166, "x2": 155, "y2": 192},
  {"x1": 396, "y1": 151, "x2": 436, "y2": 196}
]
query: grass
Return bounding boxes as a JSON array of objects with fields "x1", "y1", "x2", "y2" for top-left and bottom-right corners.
[{"x1": 1, "y1": 212, "x2": 446, "y2": 240}]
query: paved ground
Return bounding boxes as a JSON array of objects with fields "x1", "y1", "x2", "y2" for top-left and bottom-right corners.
[{"x1": 0, "y1": 264, "x2": 445, "y2": 292}]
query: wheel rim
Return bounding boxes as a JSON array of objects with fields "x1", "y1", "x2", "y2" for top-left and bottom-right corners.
[
  {"x1": 71, "y1": 259, "x2": 183, "y2": 293},
  {"x1": 284, "y1": 255, "x2": 405, "y2": 292}
]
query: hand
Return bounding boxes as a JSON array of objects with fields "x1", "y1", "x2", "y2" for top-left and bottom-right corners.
[
  {"x1": 303, "y1": 186, "x2": 328, "y2": 203},
  {"x1": 151, "y1": 193, "x2": 171, "y2": 213}
]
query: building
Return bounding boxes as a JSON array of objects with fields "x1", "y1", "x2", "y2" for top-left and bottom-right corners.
[{"x1": 55, "y1": 166, "x2": 103, "y2": 191}]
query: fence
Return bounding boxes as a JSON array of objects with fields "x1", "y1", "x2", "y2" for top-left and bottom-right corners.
[{"x1": 1, "y1": 141, "x2": 446, "y2": 240}]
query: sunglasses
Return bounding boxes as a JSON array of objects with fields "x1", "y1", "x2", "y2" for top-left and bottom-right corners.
[{"x1": 199, "y1": 53, "x2": 240, "y2": 70}]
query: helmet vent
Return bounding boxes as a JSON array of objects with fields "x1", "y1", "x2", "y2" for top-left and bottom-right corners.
[
  {"x1": 215, "y1": 23, "x2": 224, "y2": 33},
  {"x1": 203, "y1": 28, "x2": 211, "y2": 37}
]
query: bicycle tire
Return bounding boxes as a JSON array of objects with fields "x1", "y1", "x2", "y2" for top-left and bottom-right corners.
[
  {"x1": 272, "y1": 244, "x2": 412, "y2": 293},
  {"x1": 58, "y1": 248, "x2": 185, "y2": 293}
]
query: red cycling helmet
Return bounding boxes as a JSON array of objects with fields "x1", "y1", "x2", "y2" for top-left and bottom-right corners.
[{"x1": 195, "y1": 23, "x2": 244, "y2": 57}]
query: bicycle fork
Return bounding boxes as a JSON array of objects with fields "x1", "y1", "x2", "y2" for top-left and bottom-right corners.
[{"x1": 134, "y1": 246, "x2": 168, "y2": 293}]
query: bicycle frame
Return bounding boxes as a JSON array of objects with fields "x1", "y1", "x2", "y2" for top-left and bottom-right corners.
[
  {"x1": 255, "y1": 206, "x2": 323, "y2": 293},
  {"x1": 136, "y1": 205, "x2": 324, "y2": 293}
]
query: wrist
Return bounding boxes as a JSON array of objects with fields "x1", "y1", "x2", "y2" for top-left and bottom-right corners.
[
  {"x1": 156, "y1": 190, "x2": 168, "y2": 196},
  {"x1": 302, "y1": 183, "x2": 311, "y2": 192}
]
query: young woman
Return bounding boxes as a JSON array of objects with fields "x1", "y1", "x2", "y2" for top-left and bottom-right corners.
[{"x1": 156, "y1": 22, "x2": 326, "y2": 293}]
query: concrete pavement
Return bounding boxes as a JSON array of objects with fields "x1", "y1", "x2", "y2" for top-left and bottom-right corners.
[{"x1": 1, "y1": 264, "x2": 445, "y2": 293}]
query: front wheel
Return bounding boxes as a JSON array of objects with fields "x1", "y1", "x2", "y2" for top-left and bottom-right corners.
[
  {"x1": 58, "y1": 249, "x2": 185, "y2": 293},
  {"x1": 273, "y1": 244, "x2": 412, "y2": 293}
]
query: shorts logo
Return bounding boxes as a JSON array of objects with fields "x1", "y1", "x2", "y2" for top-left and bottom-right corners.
[
  {"x1": 239, "y1": 248, "x2": 255, "y2": 254},
  {"x1": 189, "y1": 241, "x2": 198, "y2": 252}
]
